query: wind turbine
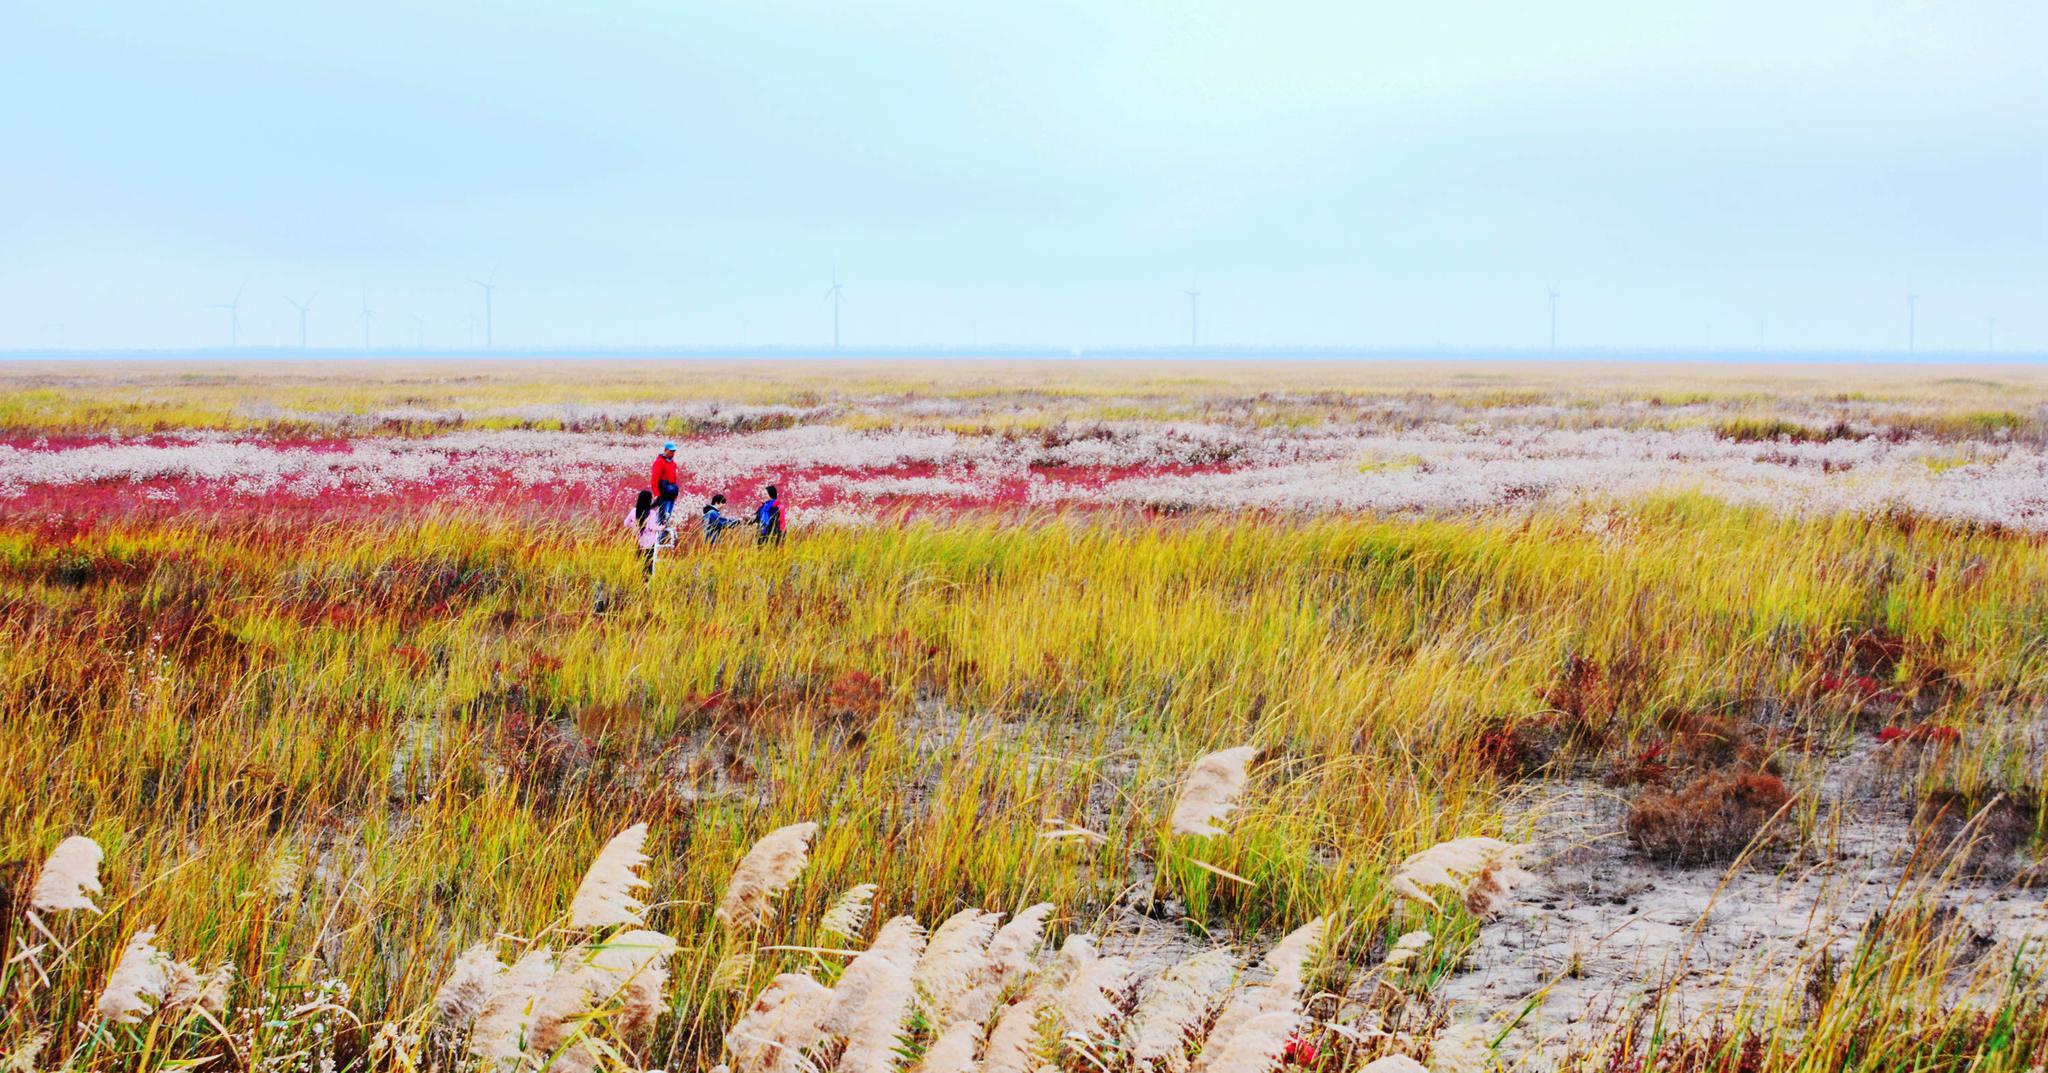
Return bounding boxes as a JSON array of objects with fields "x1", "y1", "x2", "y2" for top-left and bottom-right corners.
[
  {"x1": 359, "y1": 287, "x2": 375, "y2": 351},
  {"x1": 826, "y1": 267, "x2": 844, "y2": 349},
  {"x1": 1907, "y1": 291, "x2": 1918, "y2": 353},
  {"x1": 412, "y1": 315, "x2": 426, "y2": 350},
  {"x1": 1183, "y1": 290, "x2": 1200, "y2": 348},
  {"x1": 1546, "y1": 281, "x2": 1560, "y2": 352},
  {"x1": 472, "y1": 272, "x2": 497, "y2": 349},
  {"x1": 286, "y1": 293, "x2": 317, "y2": 349},
  {"x1": 208, "y1": 280, "x2": 247, "y2": 348}
]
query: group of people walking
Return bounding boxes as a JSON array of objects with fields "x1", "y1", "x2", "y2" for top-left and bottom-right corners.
[{"x1": 627, "y1": 441, "x2": 785, "y2": 577}]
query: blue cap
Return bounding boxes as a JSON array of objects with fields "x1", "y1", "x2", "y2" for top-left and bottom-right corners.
[{"x1": 663, "y1": 441, "x2": 676, "y2": 451}]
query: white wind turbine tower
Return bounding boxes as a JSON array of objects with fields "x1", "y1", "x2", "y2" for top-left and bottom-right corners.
[
  {"x1": 412, "y1": 315, "x2": 426, "y2": 350},
  {"x1": 1907, "y1": 291, "x2": 1918, "y2": 353},
  {"x1": 286, "y1": 293, "x2": 317, "y2": 349},
  {"x1": 472, "y1": 272, "x2": 497, "y2": 349},
  {"x1": 827, "y1": 267, "x2": 844, "y2": 349},
  {"x1": 1183, "y1": 290, "x2": 1200, "y2": 348},
  {"x1": 209, "y1": 280, "x2": 247, "y2": 348},
  {"x1": 1546, "y1": 280, "x2": 1560, "y2": 352},
  {"x1": 359, "y1": 288, "x2": 375, "y2": 351}
]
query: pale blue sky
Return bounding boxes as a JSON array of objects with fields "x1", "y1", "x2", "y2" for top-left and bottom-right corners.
[{"x1": 2, "y1": 1, "x2": 2042, "y2": 352}]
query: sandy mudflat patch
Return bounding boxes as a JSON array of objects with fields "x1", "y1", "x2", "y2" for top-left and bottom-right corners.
[{"x1": 1440, "y1": 738, "x2": 2048, "y2": 1057}]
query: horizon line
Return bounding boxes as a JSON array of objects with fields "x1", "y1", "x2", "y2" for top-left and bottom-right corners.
[{"x1": 2, "y1": 343, "x2": 2044, "y2": 365}]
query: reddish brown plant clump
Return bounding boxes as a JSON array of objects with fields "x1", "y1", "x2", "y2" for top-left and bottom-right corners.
[{"x1": 1626, "y1": 770, "x2": 1791, "y2": 864}]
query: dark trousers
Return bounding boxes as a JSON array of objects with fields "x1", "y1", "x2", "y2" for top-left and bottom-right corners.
[{"x1": 655, "y1": 482, "x2": 679, "y2": 523}]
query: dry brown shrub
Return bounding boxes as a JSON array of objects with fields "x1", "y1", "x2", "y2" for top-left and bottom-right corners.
[{"x1": 1626, "y1": 770, "x2": 1791, "y2": 864}]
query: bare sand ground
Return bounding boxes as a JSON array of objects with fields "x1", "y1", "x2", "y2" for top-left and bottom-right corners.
[{"x1": 1439, "y1": 735, "x2": 2048, "y2": 1058}]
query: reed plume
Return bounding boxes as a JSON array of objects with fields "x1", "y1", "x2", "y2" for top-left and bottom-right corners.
[
  {"x1": 985, "y1": 903, "x2": 1054, "y2": 981},
  {"x1": 1390, "y1": 837, "x2": 1531, "y2": 917},
  {"x1": 1129, "y1": 949, "x2": 1236, "y2": 1073},
  {"x1": 817, "y1": 882, "x2": 878, "y2": 942},
  {"x1": 1360, "y1": 1057, "x2": 1429, "y2": 1073},
  {"x1": 819, "y1": 916, "x2": 925, "y2": 1073},
  {"x1": 982, "y1": 934, "x2": 1094, "y2": 1073},
  {"x1": 530, "y1": 929, "x2": 679, "y2": 1073},
  {"x1": 948, "y1": 902, "x2": 1054, "y2": 1027},
  {"x1": 95, "y1": 929, "x2": 171, "y2": 1024},
  {"x1": 29, "y1": 835, "x2": 103, "y2": 913},
  {"x1": 569, "y1": 822, "x2": 652, "y2": 929},
  {"x1": 194, "y1": 962, "x2": 234, "y2": 1016},
  {"x1": 265, "y1": 839, "x2": 302, "y2": 901},
  {"x1": 725, "y1": 973, "x2": 830, "y2": 1073},
  {"x1": 1200, "y1": 918, "x2": 1325, "y2": 1059},
  {"x1": 162, "y1": 958, "x2": 232, "y2": 1016},
  {"x1": 1055, "y1": 949, "x2": 1132, "y2": 1043},
  {"x1": 1260, "y1": 916, "x2": 1327, "y2": 995},
  {"x1": 911, "y1": 1020, "x2": 982, "y2": 1073},
  {"x1": 1190, "y1": 1008, "x2": 1298, "y2": 1073},
  {"x1": 468, "y1": 949, "x2": 556, "y2": 1067},
  {"x1": 434, "y1": 942, "x2": 506, "y2": 1027},
  {"x1": 915, "y1": 907, "x2": 1001, "y2": 1021},
  {"x1": 718, "y1": 822, "x2": 821, "y2": 931},
  {"x1": 2, "y1": 1034, "x2": 44, "y2": 1073},
  {"x1": 1168, "y1": 746, "x2": 1259, "y2": 837}
]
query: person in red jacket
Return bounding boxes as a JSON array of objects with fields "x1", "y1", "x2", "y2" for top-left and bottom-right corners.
[{"x1": 650, "y1": 442, "x2": 681, "y2": 522}]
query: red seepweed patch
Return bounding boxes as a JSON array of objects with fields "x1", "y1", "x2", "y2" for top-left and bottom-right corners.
[{"x1": 1879, "y1": 724, "x2": 1961, "y2": 747}]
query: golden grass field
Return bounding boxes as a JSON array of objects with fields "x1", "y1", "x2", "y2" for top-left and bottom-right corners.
[{"x1": 4, "y1": 361, "x2": 2047, "y2": 1073}]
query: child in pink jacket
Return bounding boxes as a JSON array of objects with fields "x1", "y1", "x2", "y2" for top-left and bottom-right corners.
[{"x1": 626, "y1": 489, "x2": 670, "y2": 578}]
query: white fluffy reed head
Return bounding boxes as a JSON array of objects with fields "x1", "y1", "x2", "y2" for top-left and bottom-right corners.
[
  {"x1": 468, "y1": 949, "x2": 556, "y2": 1066},
  {"x1": 819, "y1": 915, "x2": 926, "y2": 1034},
  {"x1": 1390, "y1": 837, "x2": 1530, "y2": 917},
  {"x1": 1261, "y1": 916, "x2": 1327, "y2": 997},
  {"x1": 821, "y1": 916, "x2": 925, "y2": 1073},
  {"x1": 434, "y1": 942, "x2": 506, "y2": 1026},
  {"x1": 839, "y1": 969, "x2": 915, "y2": 1073},
  {"x1": 946, "y1": 902, "x2": 1057, "y2": 1029},
  {"x1": 162, "y1": 959, "x2": 234, "y2": 1016},
  {"x1": 717, "y1": 822, "x2": 821, "y2": 932},
  {"x1": 915, "y1": 908, "x2": 1001, "y2": 1021},
  {"x1": 194, "y1": 962, "x2": 235, "y2": 1016},
  {"x1": 1380, "y1": 929, "x2": 1432, "y2": 973},
  {"x1": 1191, "y1": 1008, "x2": 1298, "y2": 1073},
  {"x1": 1168, "y1": 746, "x2": 1259, "y2": 837},
  {"x1": 980, "y1": 987, "x2": 1052, "y2": 1073},
  {"x1": 1129, "y1": 949, "x2": 1237, "y2": 1072},
  {"x1": 1056, "y1": 951, "x2": 1132, "y2": 1043},
  {"x1": 911, "y1": 1021, "x2": 982, "y2": 1073},
  {"x1": 817, "y1": 883, "x2": 878, "y2": 942},
  {"x1": 569, "y1": 823, "x2": 652, "y2": 929},
  {"x1": 1197, "y1": 920, "x2": 1324, "y2": 1063},
  {"x1": 3, "y1": 1034, "x2": 46, "y2": 1073},
  {"x1": 725, "y1": 973, "x2": 830, "y2": 1073},
  {"x1": 1360, "y1": 1057, "x2": 1429, "y2": 1073},
  {"x1": 529, "y1": 929, "x2": 679, "y2": 1073},
  {"x1": 985, "y1": 903, "x2": 1054, "y2": 981},
  {"x1": 30, "y1": 835, "x2": 104, "y2": 913},
  {"x1": 96, "y1": 929, "x2": 171, "y2": 1024}
]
